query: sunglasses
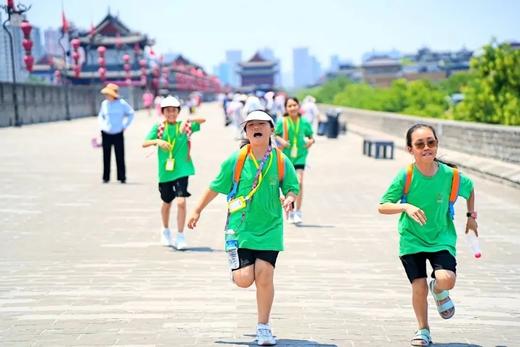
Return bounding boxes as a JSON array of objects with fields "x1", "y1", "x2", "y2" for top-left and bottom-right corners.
[{"x1": 413, "y1": 139, "x2": 438, "y2": 149}]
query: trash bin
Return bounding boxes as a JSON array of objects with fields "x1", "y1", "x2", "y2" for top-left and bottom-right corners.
[{"x1": 326, "y1": 108, "x2": 341, "y2": 139}]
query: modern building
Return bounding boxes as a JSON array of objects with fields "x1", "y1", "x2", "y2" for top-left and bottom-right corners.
[
  {"x1": 237, "y1": 52, "x2": 278, "y2": 90},
  {"x1": 225, "y1": 50, "x2": 242, "y2": 87},
  {"x1": 43, "y1": 28, "x2": 62, "y2": 56},
  {"x1": 0, "y1": 13, "x2": 28, "y2": 83},
  {"x1": 293, "y1": 47, "x2": 322, "y2": 88}
]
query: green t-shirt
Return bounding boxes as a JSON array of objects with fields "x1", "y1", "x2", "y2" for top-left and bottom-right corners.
[
  {"x1": 274, "y1": 116, "x2": 314, "y2": 166},
  {"x1": 380, "y1": 163, "x2": 474, "y2": 257},
  {"x1": 145, "y1": 121, "x2": 201, "y2": 183},
  {"x1": 210, "y1": 148, "x2": 300, "y2": 251}
]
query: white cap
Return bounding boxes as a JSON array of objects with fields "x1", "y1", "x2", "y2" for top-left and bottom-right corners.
[
  {"x1": 160, "y1": 95, "x2": 181, "y2": 108},
  {"x1": 241, "y1": 110, "x2": 275, "y2": 128}
]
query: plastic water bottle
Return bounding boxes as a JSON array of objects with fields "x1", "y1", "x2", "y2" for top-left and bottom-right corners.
[
  {"x1": 466, "y1": 230, "x2": 481, "y2": 258},
  {"x1": 225, "y1": 229, "x2": 239, "y2": 270}
]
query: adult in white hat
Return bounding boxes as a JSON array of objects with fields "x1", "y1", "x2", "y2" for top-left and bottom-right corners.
[
  {"x1": 98, "y1": 83, "x2": 135, "y2": 183},
  {"x1": 143, "y1": 95, "x2": 206, "y2": 250},
  {"x1": 187, "y1": 109, "x2": 299, "y2": 345}
]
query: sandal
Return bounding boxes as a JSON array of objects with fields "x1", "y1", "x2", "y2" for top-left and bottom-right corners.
[
  {"x1": 429, "y1": 279, "x2": 455, "y2": 319},
  {"x1": 411, "y1": 328, "x2": 432, "y2": 346}
]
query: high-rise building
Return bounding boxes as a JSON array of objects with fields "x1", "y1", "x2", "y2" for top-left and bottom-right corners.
[
  {"x1": 225, "y1": 50, "x2": 242, "y2": 87},
  {"x1": 329, "y1": 55, "x2": 340, "y2": 72},
  {"x1": 44, "y1": 28, "x2": 62, "y2": 56},
  {"x1": 293, "y1": 47, "x2": 323, "y2": 88},
  {"x1": 0, "y1": 13, "x2": 28, "y2": 82},
  {"x1": 31, "y1": 26, "x2": 44, "y2": 61}
]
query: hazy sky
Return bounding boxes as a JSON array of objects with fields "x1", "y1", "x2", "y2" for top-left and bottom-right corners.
[{"x1": 25, "y1": 0, "x2": 520, "y2": 74}]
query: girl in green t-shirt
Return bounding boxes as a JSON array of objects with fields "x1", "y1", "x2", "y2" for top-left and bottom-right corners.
[
  {"x1": 274, "y1": 97, "x2": 315, "y2": 225},
  {"x1": 143, "y1": 96, "x2": 205, "y2": 250},
  {"x1": 379, "y1": 124, "x2": 479, "y2": 346},
  {"x1": 187, "y1": 110, "x2": 299, "y2": 346}
]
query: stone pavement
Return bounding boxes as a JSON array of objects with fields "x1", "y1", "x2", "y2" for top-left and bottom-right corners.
[{"x1": 0, "y1": 102, "x2": 519, "y2": 347}]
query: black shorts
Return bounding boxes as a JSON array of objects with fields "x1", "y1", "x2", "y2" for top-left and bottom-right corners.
[
  {"x1": 400, "y1": 250, "x2": 457, "y2": 283},
  {"x1": 233, "y1": 248, "x2": 279, "y2": 271},
  {"x1": 293, "y1": 164, "x2": 305, "y2": 170},
  {"x1": 158, "y1": 176, "x2": 191, "y2": 203}
]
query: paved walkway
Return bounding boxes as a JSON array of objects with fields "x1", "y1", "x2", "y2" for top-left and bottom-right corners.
[{"x1": 0, "y1": 102, "x2": 519, "y2": 346}]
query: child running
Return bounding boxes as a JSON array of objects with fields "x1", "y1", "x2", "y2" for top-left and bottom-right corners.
[
  {"x1": 187, "y1": 110, "x2": 300, "y2": 345},
  {"x1": 143, "y1": 95, "x2": 205, "y2": 250},
  {"x1": 378, "y1": 124, "x2": 478, "y2": 346},
  {"x1": 274, "y1": 96, "x2": 315, "y2": 224}
]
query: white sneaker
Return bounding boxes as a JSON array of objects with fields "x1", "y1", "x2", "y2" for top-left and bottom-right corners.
[
  {"x1": 293, "y1": 210, "x2": 303, "y2": 224},
  {"x1": 174, "y1": 232, "x2": 187, "y2": 250},
  {"x1": 256, "y1": 323, "x2": 276, "y2": 346},
  {"x1": 161, "y1": 228, "x2": 172, "y2": 246},
  {"x1": 287, "y1": 211, "x2": 295, "y2": 224}
]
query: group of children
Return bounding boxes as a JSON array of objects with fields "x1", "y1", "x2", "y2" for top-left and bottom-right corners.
[{"x1": 139, "y1": 90, "x2": 479, "y2": 346}]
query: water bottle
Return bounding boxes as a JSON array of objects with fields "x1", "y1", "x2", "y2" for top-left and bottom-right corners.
[
  {"x1": 225, "y1": 229, "x2": 239, "y2": 270},
  {"x1": 466, "y1": 229, "x2": 481, "y2": 258}
]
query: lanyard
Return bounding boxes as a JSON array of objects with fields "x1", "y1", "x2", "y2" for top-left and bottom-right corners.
[
  {"x1": 245, "y1": 147, "x2": 273, "y2": 201},
  {"x1": 287, "y1": 117, "x2": 300, "y2": 146},
  {"x1": 225, "y1": 146, "x2": 273, "y2": 230},
  {"x1": 165, "y1": 122, "x2": 179, "y2": 159}
]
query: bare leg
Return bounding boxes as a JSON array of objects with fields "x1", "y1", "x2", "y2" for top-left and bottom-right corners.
[
  {"x1": 161, "y1": 202, "x2": 171, "y2": 229},
  {"x1": 296, "y1": 169, "x2": 304, "y2": 210},
  {"x1": 176, "y1": 197, "x2": 186, "y2": 233},
  {"x1": 254, "y1": 259, "x2": 275, "y2": 324},
  {"x1": 411, "y1": 278, "x2": 429, "y2": 330},
  {"x1": 232, "y1": 265, "x2": 255, "y2": 288}
]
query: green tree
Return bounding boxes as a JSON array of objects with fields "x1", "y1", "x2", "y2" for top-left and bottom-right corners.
[{"x1": 454, "y1": 42, "x2": 520, "y2": 125}]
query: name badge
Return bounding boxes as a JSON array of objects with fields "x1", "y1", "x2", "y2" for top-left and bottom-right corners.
[
  {"x1": 228, "y1": 196, "x2": 247, "y2": 213},
  {"x1": 290, "y1": 144, "x2": 298, "y2": 158},
  {"x1": 165, "y1": 158, "x2": 175, "y2": 171}
]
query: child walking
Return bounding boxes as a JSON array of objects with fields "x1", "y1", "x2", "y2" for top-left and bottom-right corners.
[
  {"x1": 187, "y1": 110, "x2": 300, "y2": 345},
  {"x1": 143, "y1": 96, "x2": 205, "y2": 250},
  {"x1": 378, "y1": 124, "x2": 478, "y2": 346},
  {"x1": 274, "y1": 97, "x2": 315, "y2": 224}
]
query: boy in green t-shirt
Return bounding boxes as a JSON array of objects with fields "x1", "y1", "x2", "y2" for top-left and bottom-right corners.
[
  {"x1": 187, "y1": 110, "x2": 299, "y2": 346},
  {"x1": 379, "y1": 124, "x2": 479, "y2": 346},
  {"x1": 143, "y1": 96, "x2": 205, "y2": 250},
  {"x1": 274, "y1": 96, "x2": 315, "y2": 225}
]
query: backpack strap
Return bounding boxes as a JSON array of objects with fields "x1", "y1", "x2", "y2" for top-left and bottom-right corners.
[
  {"x1": 401, "y1": 164, "x2": 414, "y2": 203},
  {"x1": 229, "y1": 145, "x2": 250, "y2": 201},
  {"x1": 275, "y1": 147, "x2": 285, "y2": 183},
  {"x1": 448, "y1": 167, "x2": 460, "y2": 220}
]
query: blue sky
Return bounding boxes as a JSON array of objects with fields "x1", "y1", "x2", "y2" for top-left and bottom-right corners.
[{"x1": 25, "y1": 0, "x2": 520, "y2": 74}]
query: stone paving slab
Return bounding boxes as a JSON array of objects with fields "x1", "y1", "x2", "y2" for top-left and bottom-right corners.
[{"x1": 0, "y1": 102, "x2": 519, "y2": 346}]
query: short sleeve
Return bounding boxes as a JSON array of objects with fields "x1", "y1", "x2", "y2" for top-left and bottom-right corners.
[
  {"x1": 304, "y1": 120, "x2": 314, "y2": 137},
  {"x1": 380, "y1": 169, "x2": 405, "y2": 204},
  {"x1": 281, "y1": 155, "x2": 300, "y2": 196},
  {"x1": 209, "y1": 154, "x2": 236, "y2": 195},
  {"x1": 145, "y1": 123, "x2": 159, "y2": 140},
  {"x1": 458, "y1": 172, "x2": 474, "y2": 200},
  {"x1": 191, "y1": 122, "x2": 201, "y2": 133},
  {"x1": 274, "y1": 119, "x2": 283, "y2": 136}
]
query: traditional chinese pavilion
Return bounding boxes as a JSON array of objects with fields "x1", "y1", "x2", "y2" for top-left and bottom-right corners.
[{"x1": 237, "y1": 52, "x2": 278, "y2": 90}]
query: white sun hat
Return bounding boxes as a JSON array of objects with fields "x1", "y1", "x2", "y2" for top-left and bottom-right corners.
[
  {"x1": 160, "y1": 95, "x2": 181, "y2": 108},
  {"x1": 241, "y1": 110, "x2": 275, "y2": 128}
]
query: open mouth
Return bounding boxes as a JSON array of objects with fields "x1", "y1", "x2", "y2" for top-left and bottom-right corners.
[{"x1": 253, "y1": 132, "x2": 263, "y2": 138}]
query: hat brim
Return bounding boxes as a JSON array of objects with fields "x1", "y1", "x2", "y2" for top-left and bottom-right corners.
[{"x1": 101, "y1": 88, "x2": 119, "y2": 98}]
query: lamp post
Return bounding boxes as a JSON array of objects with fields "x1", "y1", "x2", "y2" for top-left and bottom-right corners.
[
  {"x1": 1, "y1": 0, "x2": 32, "y2": 127},
  {"x1": 58, "y1": 19, "x2": 71, "y2": 120}
]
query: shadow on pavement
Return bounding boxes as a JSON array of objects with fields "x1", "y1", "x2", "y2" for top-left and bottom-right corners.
[
  {"x1": 215, "y1": 337, "x2": 338, "y2": 346},
  {"x1": 432, "y1": 343, "x2": 484, "y2": 347},
  {"x1": 293, "y1": 224, "x2": 336, "y2": 229},
  {"x1": 172, "y1": 246, "x2": 220, "y2": 253}
]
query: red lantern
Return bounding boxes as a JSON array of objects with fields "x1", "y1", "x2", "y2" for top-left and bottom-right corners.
[
  {"x1": 123, "y1": 54, "x2": 130, "y2": 63},
  {"x1": 20, "y1": 20, "x2": 32, "y2": 37},
  {"x1": 123, "y1": 63, "x2": 131, "y2": 71},
  {"x1": 125, "y1": 78, "x2": 132, "y2": 86},
  {"x1": 23, "y1": 55, "x2": 34, "y2": 72},
  {"x1": 7, "y1": 0, "x2": 14, "y2": 10},
  {"x1": 98, "y1": 57, "x2": 105, "y2": 66},
  {"x1": 71, "y1": 39, "x2": 80, "y2": 50},
  {"x1": 74, "y1": 66, "x2": 81, "y2": 78},
  {"x1": 97, "y1": 46, "x2": 106, "y2": 56},
  {"x1": 72, "y1": 51, "x2": 80, "y2": 61},
  {"x1": 22, "y1": 39, "x2": 32, "y2": 51}
]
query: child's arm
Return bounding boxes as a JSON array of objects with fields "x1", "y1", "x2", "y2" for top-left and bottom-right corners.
[
  {"x1": 378, "y1": 202, "x2": 427, "y2": 226},
  {"x1": 465, "y1": 189, "x2": 478, "y2": 235},
  {"x1": 187, "y1": 188, "x2": 219, "y2": 229},
  {"x1": 142, "y1": 139, "x2": 171, "y2": 150},
  {"x1": 188, "y1": 117, "x2": 206, "y2": 124},
  {"x1": 274, "y1": 135, "x2": 290, "y2": 148}
]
